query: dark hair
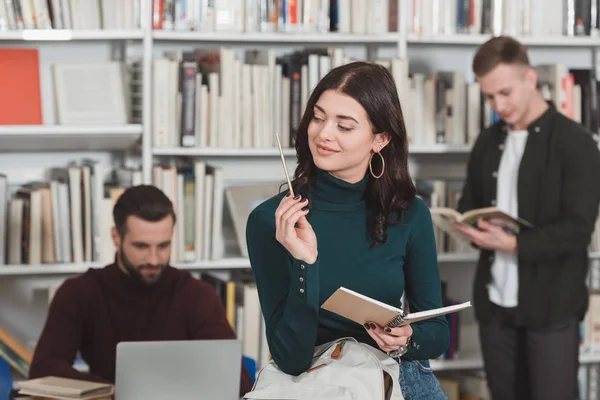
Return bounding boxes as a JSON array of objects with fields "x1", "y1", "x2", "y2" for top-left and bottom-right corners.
[
  {"x1": 472, "y1": 35, "x2": 530, "y2": 77},
  {"x1": 113, "y1": 185, "x2": 176, "y2": 237},
  {"x1": 292, "y1": 61, "x2": 416, "y2": 246}
]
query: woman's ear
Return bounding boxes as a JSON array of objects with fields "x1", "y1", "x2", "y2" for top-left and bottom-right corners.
[{"x1": 373, "y1": 132, "x2": 391, "y2": 152}]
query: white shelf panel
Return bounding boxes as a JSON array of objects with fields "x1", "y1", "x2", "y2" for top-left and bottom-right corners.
[
  {"x1": 3, "y1": 252, "x2": 599, "y2": 276},
  {"x1": 172, "y1": 258, "x2": 251, "y2": 270},
  {"x1": 438, "y1": 252, "x2": 478, "y2": 263},
  {"x1": 0, "y1": 263, "x2": 104, "y2": 276},
  {"x1": 430, "y1": 357, "x2": 483, "y2": 371},
  {"x1": 432, "y1": 352, "x2": 600, "y2": 371},
  {"x1": 153, "y1": 145, "x2": 471, "y2": 157},
  {"x1": 409, "y1": 144, "x2": 471, "y2": 154},
  {"x1": 437, "y1": 251, "x2": 600, "y2": 263},
  {"x1": 152, "y1": 147, "x2": 297, "y2": 157},
  {"x1": 153, "y1": 31, "x2": 399, "y2": 44},
  {"x1": 408, "y1": 34, "x2": 600, "y2": 47},
  {"x1": 0, "y1": 124, "x2": 142, "y2": 151},
  {"x1": 0, "y1": 258, "x2": 250, "y2": 276},
  {"x1": 0, "y1": 29, "x2": 144, "y2": 41},
  {"x1": 589, "y1": 251, "x2": 600, "y2": 259},
  {"x1": 580, "y1": 352, "x2": 600, "y2": 364}
]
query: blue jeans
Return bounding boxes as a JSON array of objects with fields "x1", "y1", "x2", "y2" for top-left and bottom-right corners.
[{"x1": 398, "y1": 359, "x2": 447, "y2": 400}]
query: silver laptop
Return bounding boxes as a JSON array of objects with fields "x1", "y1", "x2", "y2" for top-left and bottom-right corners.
[{"x1": 115, "y1": 339, "x2": 242, "y2": 400}]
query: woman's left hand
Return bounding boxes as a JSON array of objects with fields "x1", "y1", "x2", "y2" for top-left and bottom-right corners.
[{"x1": 364, "y1": 322, "x2": 413, "y2": 353}]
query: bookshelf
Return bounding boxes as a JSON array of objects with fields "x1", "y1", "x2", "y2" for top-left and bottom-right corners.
[{"x1": 1, "y1": 0, "x2": 600, "y2": 396}]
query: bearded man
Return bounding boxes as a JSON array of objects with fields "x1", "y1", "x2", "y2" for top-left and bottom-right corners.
[{"x1": 29, "y1": 185, "x2": 252, "y2": 396}]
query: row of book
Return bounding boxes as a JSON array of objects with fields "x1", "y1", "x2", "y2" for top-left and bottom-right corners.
[
  {"x1": 0, "y1": 0, "x2": 141, "y2": 31},
  {"x1": 0, "y1": 163, "x2": 141, "y2": 266},
  {"x1": 0, "y1": 325, "x2": 31, "y2": 378},
  {"x1": 2, "y1": 48, "x2": 591, "y2": 144},
  {"x1": 2, "y1": 0, "x2": 597, "y2": 39},
  {"x1": 152, "y1": 0, "x2": 398, "y2": 34},
  {"x1": 152, "y1": 161, "x2": 230, "y2": 263},
  {"x1": 153, "y1": 44, "x2": 592, "y2": 150},
  {"x1": 150, "y1": 0, "x2": 600, "y2": 39},
  {"x1": 410, "y1": 0, "x2": 600, "y2": 38},
  {"x1": 199, "y1": 271, "x2": 269, "y2": 370},
  {"x1": 1, "y1": 48, "x2": 134, "y2": 126},
  {"x1": 153, "y1": 46, "x2": 357, "y2": 149},
  {"x1": 0, "y1": 157, "x2": 278, "y2": 265},
  {"x1": 4, "y1": 165, "x2": 600, "y2": 266}
]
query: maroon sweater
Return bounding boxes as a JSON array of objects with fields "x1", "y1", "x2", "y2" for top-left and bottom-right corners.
[{"x1": 29, "y1": 262, "x2": 253, "y2": 396}]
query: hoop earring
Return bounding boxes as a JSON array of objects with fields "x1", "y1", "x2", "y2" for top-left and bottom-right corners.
[{"x1": 369, "y1": 151, "x2": 385, "y2": 179}]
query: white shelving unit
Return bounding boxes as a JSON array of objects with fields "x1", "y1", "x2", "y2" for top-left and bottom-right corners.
[{"x1": 2, "y1": 0, "x2": 600, "y2": 379}]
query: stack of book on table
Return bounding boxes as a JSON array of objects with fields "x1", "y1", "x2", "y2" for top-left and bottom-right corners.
[{"x1": 16, "y1": 376, "x2": 113, "y2": 399}]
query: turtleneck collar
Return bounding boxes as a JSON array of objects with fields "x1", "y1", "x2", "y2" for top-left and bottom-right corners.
[{"x1": 310, "y1": 168, "x2": 369, "y2": 211}]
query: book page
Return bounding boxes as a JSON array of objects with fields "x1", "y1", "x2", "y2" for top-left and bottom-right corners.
[
  {"x1": 461, "y1": 207, "x2": 533, "y2": 234},
  {"x1": 403, "y1": 301, "x2": 472, "y2": 325},
  {"x1": 430, "y1": 213, "x2": 471, "y2": 244},
  {"x1": 429, "y1": 207, "x2": 463, "y2": 222}
]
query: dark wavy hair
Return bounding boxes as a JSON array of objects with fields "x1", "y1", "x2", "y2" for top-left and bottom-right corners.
[{"x1": 291, "y1": 61, "x2": 416, "y2": 246}]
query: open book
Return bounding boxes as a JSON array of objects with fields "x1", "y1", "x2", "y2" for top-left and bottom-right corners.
[
  {"x1": 17, "y1": 376, "x2": 114, "y2": 400},
  {"x1": 430, "y1": 206, "x2": 533, "y2": 236},
  {"x1": 321, "y1": 287, "x2": 471, "y2": 328}
]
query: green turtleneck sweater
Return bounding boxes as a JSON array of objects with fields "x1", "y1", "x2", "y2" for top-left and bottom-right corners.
[{"x1": 246, "y1": 169, "x2": 449, "y2": 376}]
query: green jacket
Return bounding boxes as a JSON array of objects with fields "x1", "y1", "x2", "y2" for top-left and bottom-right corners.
[{"x1": 458, "y1": 103, "x2": 600, "y2": 329}]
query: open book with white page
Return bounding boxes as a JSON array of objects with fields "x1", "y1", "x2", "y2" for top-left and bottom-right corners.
[{"x1": 321, "y1": 287, "x2": 471, "y2": 328}]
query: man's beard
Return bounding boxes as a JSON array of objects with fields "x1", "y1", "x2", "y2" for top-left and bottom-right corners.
[{"x1": 119, "y1": 245, "x2": 168, "y2": 286}]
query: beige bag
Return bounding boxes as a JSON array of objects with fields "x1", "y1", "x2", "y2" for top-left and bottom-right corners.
[{"x1": 243, "y1": 337, "x2": 404, "y2": 400}]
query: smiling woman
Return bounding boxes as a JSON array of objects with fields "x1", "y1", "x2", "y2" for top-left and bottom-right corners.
[{"x1": 245, "y1": 61, "x2": 450, "y2": 399}]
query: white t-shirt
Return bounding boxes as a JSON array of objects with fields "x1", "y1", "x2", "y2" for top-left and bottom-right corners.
[{"x1": 488, "y1": 129, "x2": 528, "y2": 308}]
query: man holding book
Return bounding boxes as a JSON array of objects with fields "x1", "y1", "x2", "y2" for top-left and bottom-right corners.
[
  {"x1": 453, "y1": 35, "x2": 600, "y2": 400},
  {"x1": 28, "y1": 185, "x2": 252, "y2": 397}
]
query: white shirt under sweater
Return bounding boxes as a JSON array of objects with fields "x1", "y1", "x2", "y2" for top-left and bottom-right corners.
[{"x1": 488, "y1": 128, "x2": 529, "y2": 308}]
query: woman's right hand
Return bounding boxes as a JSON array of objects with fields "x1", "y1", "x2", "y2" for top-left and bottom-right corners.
[{"x1": 275, "y1": 193, "x2": 318, "y2": 264}]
